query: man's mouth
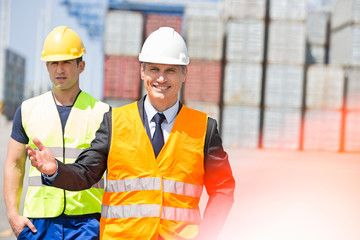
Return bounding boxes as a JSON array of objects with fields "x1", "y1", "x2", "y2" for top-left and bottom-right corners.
[{"x1": 154, "y1": 85, "x2": 169, "y2": 90}]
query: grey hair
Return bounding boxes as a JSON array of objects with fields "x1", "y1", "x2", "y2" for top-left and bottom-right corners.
[{"x1": 141, "y1": 62, "x2": 186, "y2": 74}]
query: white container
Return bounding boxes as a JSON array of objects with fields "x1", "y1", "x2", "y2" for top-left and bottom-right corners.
[
  {"x1": 223, "y1": 62, "x2": 262, "y2": 106},
  {"x1": 185, "y1": 1, "x2": 224, "y2": 18},
  {"x1": 330, "y1": 24, "x2": 360, "y2": 66},
  {"x1": 263, "y1": 107, "x2": 301, "y2": 150},
  {"x1": 186, "y1": 17, "x2": 224, "y2": 61},
  {"x1": 307, "y1": 10, "x2": 330, "y2": 45},
  {"x1": 226, "y1": 19, "x2": 264, "y2": 63},
  {"x1": 306, "y1": 44, "x2": 327, "y2": 64},
  {"x1": 265, "y1": 64, "x2": 304, "y2": 108},
  {"x1": 270, "y1": 0, "x2": 307, "y2": 21},
  {"x1": 346, "y1": 67, "x2": 360, "y2": 110},
  {"x1": 224, "y1": 0, "x2": 266, "y2": 20},
  {"x1": 306, "y1": 65, "x2": 345, "y2": 110},
  {"x1": 303, "y1": 109, "x2": 342, "y2": 151},
  {"x1": 222, "y1": 105, "x2": 260, "y2": 148},
  {"x1": 268, "y1": 21, "x2": 306, "y2": 65},
  {"x1": 331, "y1": 0, "x2": 360, "y2": 30},
  {"x1": 185, "y1": 101, "x2": 220, "y2": 124},
  {"x1": 104, "y1": 11, "x2": 143, "y2": 56},
  {"x1": 345, "y1": 110, "x2": 360, "y2": 151}
]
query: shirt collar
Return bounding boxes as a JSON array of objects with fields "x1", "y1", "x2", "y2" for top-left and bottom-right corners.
[{"x1": 144, "y1": 96, "x2": 179, "y2": 124}]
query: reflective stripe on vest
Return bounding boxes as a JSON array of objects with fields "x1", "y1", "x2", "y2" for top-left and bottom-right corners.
[
  {"x1": 106, "y1": 177, "x2": 202, "y2": 198},
  {"x1": 46, "y1": 147, "x2": 84, "y2": 159},
  {"x1": 106, "y1": 177, "x2": 161, "y2": 192},
  {"x1": 102, "y1": 204, "x2": 160, "y2": 219},
  {"x1": 101, "y1": 204, "x2": 201, "y2": 222},
  {"x1": 22, "y1": 91, "x2": 109, "y2": 218},
  {"x1": 28, "y1": 176, "x2": 104, "y2": 189}
]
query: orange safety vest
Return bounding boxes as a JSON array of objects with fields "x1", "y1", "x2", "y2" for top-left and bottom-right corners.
[{"x1": 101, "y1": 102, "x2": 208, "y2": 240}]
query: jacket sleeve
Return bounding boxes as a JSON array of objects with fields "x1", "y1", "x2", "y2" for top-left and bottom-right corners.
[
  {"x1": 198, "y1": 117, "x2": 236, "y2": 240},
  {"x1": 50, "y1": 110, "x2": 112, "y2": 190}
]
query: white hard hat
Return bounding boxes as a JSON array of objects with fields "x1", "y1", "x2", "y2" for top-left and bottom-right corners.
[{"x1": 139, "y1": 27, "x2": 189, "y2": 65}]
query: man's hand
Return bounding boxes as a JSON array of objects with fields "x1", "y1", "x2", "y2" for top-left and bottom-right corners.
[
  {"x1": 8, "y1": 213, "x2": 36, "y2": 237},
  {"x1": 26, "y1": 138, "x2": 57, "y2": 175}
]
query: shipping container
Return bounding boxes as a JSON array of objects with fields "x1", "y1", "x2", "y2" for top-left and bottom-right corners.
[
  {"x1": 306, "y1": 65, "x2": 345, "y2": 110},
  {"x1": 265, "y1": 64, "x2": 304, "y2": 108},
  {"x1": 303, "y1": 109, "x2": 342, "y2": 151},
  {"x1": 222, "y1": 105, "x2": 260, "y2": 148},
  {"x1": 330, "y1": 24, "x2": 360, "y2": 66},
  {"x1": 224, "y1": 0, "x2": 266, "y2": 20},
  {"x1": 306, "y1": 10, "x2": 330, "y2": 45},
  {"x1": 145, "y1": 13, "x2": 183, "y2": 38},
  {"x1": 226, "y1": 19, "x2": 265, "y2": 63},
  {"x1": 223, "y1": 62, "x2": 262, "y2": 106},
  {"x1": 263, "y1": 107, "x2": 302, "y2": 150},
  {"x1": 185, "y1": 1, "x2": 224, "y2": 18},
  {"x1": 104, "y1": 10, "x2": 143, "y2": 56},
  {"x1": 270, "y1": 0, "x2": 307, "y2": 21},
  {"x1": 4, "y1": 49, "x2": 25, "y2": 120},
  {"x1": 346, "y1": 67, "x2": 360, "y2": 110},
  {"x1": 268, "y1": 21, "x2": 306, "y2": 65},
  {"x1": 183, "y1": 60, "x2": 222, "y2": 103},
  {"x1": 104, "y1": 56, "x2": 141, "y2": 100},
  {"x1": 185, "y1": 17, "x2": 224, "y2": 61},
  {"x1": 344, "y1": 110, "x2": 360, "y2": 151},
  {"x1": 331, "y1": 0, "x2": 360, "y2": 30}
]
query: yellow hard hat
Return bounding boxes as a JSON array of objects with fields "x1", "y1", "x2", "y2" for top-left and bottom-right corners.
[{"x1": 41, "y1": 26, "x2": 86, "y2": 62}]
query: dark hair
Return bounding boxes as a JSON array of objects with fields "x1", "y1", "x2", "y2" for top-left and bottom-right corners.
[{"x1": 75, "y1": 56, "x2": 83, "y2": 65}]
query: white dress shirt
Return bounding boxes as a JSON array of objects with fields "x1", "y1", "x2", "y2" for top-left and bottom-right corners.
[{"x1": 144, "y1": 96, "x2": 179, "y2": 143}]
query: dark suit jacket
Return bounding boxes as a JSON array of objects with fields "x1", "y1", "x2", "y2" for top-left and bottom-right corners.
[{"x1": 51, "y1": 96, "x2": 235, "y2": 239}]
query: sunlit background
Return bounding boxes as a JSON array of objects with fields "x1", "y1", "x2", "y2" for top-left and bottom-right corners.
[{"x1": 1, "y1": 0, "x2": 360, "y2": 239}]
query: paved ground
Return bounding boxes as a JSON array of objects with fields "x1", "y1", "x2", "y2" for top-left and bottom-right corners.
[{"x1": 0, "y1": 118, "x2": 359, "y2": 239}]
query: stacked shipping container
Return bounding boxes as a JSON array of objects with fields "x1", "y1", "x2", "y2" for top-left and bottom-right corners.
[
  {"x1": 221, "y1": 0, "x2": 265, "y2": 148},
  {"x1": 330, "y1": 0, "x2": 360, "y2": 151},
  {"x1": 104, "y1": 11, "x2": 143, "y2": 107},
  {"x1": 103, "y1": 0, "x2": 358, "y2": 152},
  {"x1": 4, "y1": 49, "x2": 25, "y2": 120},
  {"x1": 183, "y1": 2, "x2": 224, "y2": 123},
  {"x1": 262, "y1": 0, "x2": 307, "y2": 150},
  {"x1": 303, "y1": 65, "x2": 345, "y2": 151}
]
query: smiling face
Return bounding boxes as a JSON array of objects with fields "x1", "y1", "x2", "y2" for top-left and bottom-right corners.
[
  {"x1": 141, "y1": 63, "x2": 187, "y2": 112},
  {"x1": 46, "y1": 59, "x2": 84, "y2": 91}
]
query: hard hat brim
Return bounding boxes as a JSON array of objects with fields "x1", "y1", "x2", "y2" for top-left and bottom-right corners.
[
  {"x1": 41, "y1": 53, "x2": 84, "y2": 62},
  {"x1": 139, "y1": 54, "x2": 189, "y2": 66}
]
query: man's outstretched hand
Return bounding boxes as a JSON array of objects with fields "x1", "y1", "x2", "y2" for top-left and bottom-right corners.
[{"x1": 26, "y1": 138, "x2": 57, "y2": 175}]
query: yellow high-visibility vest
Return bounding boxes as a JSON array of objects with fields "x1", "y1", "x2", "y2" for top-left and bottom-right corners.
[
  {"x1": 22, "y1": 91, "x2": 109, "y2": 217},
  {"x1": 101, "y1": 102, "x2": 207, "y2": 240}
]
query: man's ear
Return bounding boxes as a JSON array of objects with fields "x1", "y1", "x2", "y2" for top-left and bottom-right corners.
[
  {"x1": 182, "y1": 67, "x2": 188, "y2": 83},
  {"x1": 78, "y1": 61, "x2": 85, "y2": 74},
  {"x1": 140, "y1": 64, "x2": 145, "y2": 80}
]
